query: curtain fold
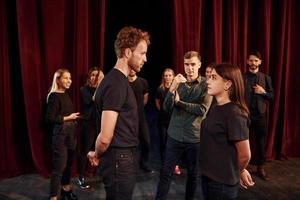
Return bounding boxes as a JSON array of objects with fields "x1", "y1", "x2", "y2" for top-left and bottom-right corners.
[
  {"x1": 171, "y1": 0, "x2": 202, "y2": 74},
  {"x1": 0, "y1": 0, "x2": 19, "y2": 178}
]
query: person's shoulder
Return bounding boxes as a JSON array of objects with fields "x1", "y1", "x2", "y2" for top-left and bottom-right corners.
[
  {"x1": 227, "y1": 103, "x2": 248, "y2": 119},
  {"x1": 197, "y1": 75, "x2": 206, "y2": 83},
  {"x1": 260, "y1": 71, "x2": 272, "y2": 79},
  {"x1": 156, "y1": 86, "x2": 164, "y2": 92},
  {"x1": 139, "y1": 76, "x2": 148, "y2": 82},
  {"x1": 103, "y1": 69, "x2": 125, "y2": 83},
  {"x1": 80, "y1": 85, "x2": 89, "y2": 92}
]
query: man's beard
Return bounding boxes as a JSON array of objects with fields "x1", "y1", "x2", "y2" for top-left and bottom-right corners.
[
  {"x1": 128, "y1": 58, "x2": 143, "y2": 73},
  {"x1": 250, "y1": 65, "x2": 258, "y2": 70}
]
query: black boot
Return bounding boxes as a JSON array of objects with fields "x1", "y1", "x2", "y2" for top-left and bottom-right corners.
[
  {"x1": 61, "y1": 189, "x2": 78, "y2": 200},
  {"x1": 257, "y1": 165, "x2": 271, "y2": 181}
]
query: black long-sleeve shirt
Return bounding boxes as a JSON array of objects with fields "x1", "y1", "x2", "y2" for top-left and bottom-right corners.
[{"x1": 46, "y1": 92, "x2": 74, "y2": 125}]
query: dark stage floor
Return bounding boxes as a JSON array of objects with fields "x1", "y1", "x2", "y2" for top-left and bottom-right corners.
[{"x1": 0, "y1": 158, "x2": 300, "y2": 200}]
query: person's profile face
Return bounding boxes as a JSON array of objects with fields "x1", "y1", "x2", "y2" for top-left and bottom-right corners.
[
  {"x1": 57, "y1": 72, "x2": 72, "y2": 91},
  {"x1": 128, "y1": 40, "x2": 148, "y2": 73},
  {"x1": 206, "y1": 69, "x2": 230, "y2": 97}
]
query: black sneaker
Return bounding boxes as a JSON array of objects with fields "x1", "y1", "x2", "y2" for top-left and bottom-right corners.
[
  {"x1": 61, "y1": 189, "x2": 78, "y2": 200},
  {"x1": 76, "y1": 178, "x2": 91, "y2": 189}
]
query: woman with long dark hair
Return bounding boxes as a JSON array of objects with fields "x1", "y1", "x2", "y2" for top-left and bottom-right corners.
[
  {"x1": 200, "y1": 63, "x2": 254, "y2": 199},
  {"x1": 76, "y1": 67, "x2": 104, "y2": 189}
]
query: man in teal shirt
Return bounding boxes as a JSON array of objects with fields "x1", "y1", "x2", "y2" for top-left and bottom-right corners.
[{"x1": 155, "y1": 51, "x2": 212, "y2": 200}]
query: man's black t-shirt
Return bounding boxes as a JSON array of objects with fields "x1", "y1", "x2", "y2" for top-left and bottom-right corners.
[
  {"x1": 129, "y1": 77, "x2": 149, "y2": 119},
  {"x1": 200, "y1": 102, "x2": 249, "y2": 185},
  {"x1": 95, "y1": 68, "x2": 139, "y2": 147}
]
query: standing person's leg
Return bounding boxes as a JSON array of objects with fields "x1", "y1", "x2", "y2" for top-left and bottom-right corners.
[
  {"x1": 61, "y1": 123, "x2": 78, "y2": 199},
  {"x1": 77, "y1": 121, "x2": 88, "y2": 178},
  {"x1": 158, "y1": 123, "x2": 168, "y2": 164},
  {"x1": 253, "y1": 115, "x2": 269, "y2": 180},
  {"x1": 115, "y1": 148, "x2": 138, "y2": 200},
  {"x1": 139, "y1": 118, "x2": 151, "y2": 171},
  {"x1": 101, "y1": 148, "x2": 138, "y2": 200},
  {"x1": 202, "y1": 175, "x2": 239, "y2": 200},
  {"x1": 50, "y1": 134, "x2": 68, "y2": 198},
  {"x1": 185, "y1": 142, "x2": 200, "y2": 200},
  {"x1": 77, "y1": 120, "x2": 95, "y2": 188},
  {"x1": 155, "y1": 137, "x2": 184, "y2": 200}
]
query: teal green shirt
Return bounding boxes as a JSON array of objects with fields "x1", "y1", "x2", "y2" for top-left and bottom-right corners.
[{"x1": 163, "y1": 76, "x2": 212, "y2": 143}]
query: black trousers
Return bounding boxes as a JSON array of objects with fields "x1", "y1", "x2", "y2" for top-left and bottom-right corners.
[
  {"x1": 138, "y1": 118, "x2": 151, "y2": 168},
  {"x1": 50, "y1": 122, "x2": 77, "y2": 197},
  {"x1": 100, "y1": 147, "x2": 138, "y2": 200},
  {"x1": 250, "y1": 114, "x2": 267, "y2": 165},
  {"x1": 157, "y1": 122, "x2": 169, "y2": 164},
  {"x1": 155, "y1": 137, "x2": 200, "y2": 200},
  {"x1": 77, "y1": 119, "x2": 97, "y2": 178}
]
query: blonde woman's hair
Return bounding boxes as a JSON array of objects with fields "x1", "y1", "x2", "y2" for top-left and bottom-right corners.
[
  {"x1": 46, "y1": 68, "x2": 70, "y2": 103},
  {"x1": 159, "y1": 68, "x2": 175, "y2": 90}
]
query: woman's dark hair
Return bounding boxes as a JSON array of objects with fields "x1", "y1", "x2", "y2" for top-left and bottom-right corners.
[{"x1": 212, "y1": 63, "x2": 249, "y2": 117}]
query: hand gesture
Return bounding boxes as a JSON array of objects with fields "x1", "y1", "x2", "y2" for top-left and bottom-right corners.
[
  {"x1": 69, "y1": 112, "x2": 80, "y2": 120},
  {"x1": 240, "y1": 169, "x2": 255, "y2": 189},
  {"x1": 253, "y1": 84, "x2": 266, "y2": 94},
  {"x1": 87, "y1": 151, "x2": 100, "y2": 166},
  {"x1": 169, "y1": 74, "x2": 187, "y2": 92},
  {"x1": 174, "y1": 91, "x2": 180, "y2": 103}
]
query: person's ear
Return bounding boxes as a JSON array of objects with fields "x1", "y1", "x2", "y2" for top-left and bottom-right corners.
[
  {"x1": 224, "y1": 80, "x2": 232, "y2": 91},
  {"x1": 124, "y1": 48, "x2": 132, "y2": 58}
]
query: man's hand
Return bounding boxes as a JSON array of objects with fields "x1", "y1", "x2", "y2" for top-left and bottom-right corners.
[
  {"x1": 169, "y1": 74, "x2": 187, "y2": 93},
  {"x1": 253, "y1": 84, "x2": 266, "y2": 94},
  {"x1": 240, "y1": 169, "x2": 255, "y2": 189},
  {"x1": 174, "y1": 91, "x2": 180, "y2": 103},
  {"x1": 87, "y1": 151, "x2": 100, "y2": 166}
]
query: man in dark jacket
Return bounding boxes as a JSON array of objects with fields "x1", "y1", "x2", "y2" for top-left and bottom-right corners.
[{"x1": 244, "y1": 50, "x2": 274, "y2": 181}]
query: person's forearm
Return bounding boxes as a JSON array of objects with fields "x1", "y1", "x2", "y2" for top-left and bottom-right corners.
[{"x1": 95, "y1": 137, "x2": 110, "y2": 158}]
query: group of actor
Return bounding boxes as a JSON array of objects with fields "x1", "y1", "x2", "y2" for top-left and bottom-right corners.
[{"x1": 45, "y1": 26, "x2": 274, "y2": 200}]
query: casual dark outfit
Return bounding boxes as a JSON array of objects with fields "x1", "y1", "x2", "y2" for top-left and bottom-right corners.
[
  {"x1": 244, "y1": 71, "x2": 274, "y2": 165},
  {"x1": 77, "y1": 86, "x2": 97, "y2": 180},
  {"x1": 200, "y1": 102, "x2": 249, "y2": 200},
  {"x1": 94, "y1": 68, "x2": 139, "y2": 200},
  {"x1": 155, "y1": 76, "x2": 211, "y2": 200},
  {"x1": 129, "y1": 77, "x2": 151, "y2": 170},
  {"x1": 155, "y1": 87, "x2": 172, "y2": 163},
  {"x1": 46, "y1": 92, "x2": 77, "y2": 198}
]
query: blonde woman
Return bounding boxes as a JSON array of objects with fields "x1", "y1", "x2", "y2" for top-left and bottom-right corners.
[
  {"x1": 155, "y1": 68, "x2": 174, "y2": 164},
  {"x1": 46, "y1": 68, "x2": 80, "y2": 200}
]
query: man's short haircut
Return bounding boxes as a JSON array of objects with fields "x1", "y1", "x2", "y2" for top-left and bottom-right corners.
[
  {"x1": 184, "y1": 51, "x2": 201, "y2": 61},
  {"x1": 114, "y1": 26, "x2": 150, "y2": 58},
  {"x1": 248, "y1": 50, "x2": 262, "y2": 60}
]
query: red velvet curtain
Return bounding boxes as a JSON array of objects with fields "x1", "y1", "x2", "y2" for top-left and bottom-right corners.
[
  {"x1": 0, "y1": 0, "x2": 19, "y2": 178},
  {"x1": 0, "y1": 0, "x2": 105, "y2": 179},
  {"x1": 171, "y1": 0, "x2": 300, "y2": 160}
]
